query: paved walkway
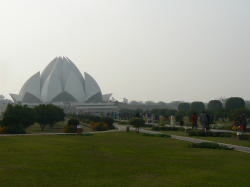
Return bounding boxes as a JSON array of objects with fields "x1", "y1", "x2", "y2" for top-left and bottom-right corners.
[{"x1": 115, "y1": 124, "x2": 250, "y2": 154}]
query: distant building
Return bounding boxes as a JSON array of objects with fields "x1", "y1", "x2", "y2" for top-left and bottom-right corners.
[{"x1": 10, "y1": 56, "x2": 117, "y2": 114}]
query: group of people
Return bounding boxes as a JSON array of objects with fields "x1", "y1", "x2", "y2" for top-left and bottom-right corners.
[
  {"x1": 192, "y1": 112, "x2": 248, "y2": 132},
  {"x1": 191, "y1": 112, "x2": 211, "y2": 130},
  {"x1": 232, "y1": 113, "x2": 247, "y2": 132}
]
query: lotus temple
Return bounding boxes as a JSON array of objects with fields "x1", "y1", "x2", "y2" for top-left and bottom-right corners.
[{"x1": 10, "y1": 56, "x2": 118, "y2": 114}]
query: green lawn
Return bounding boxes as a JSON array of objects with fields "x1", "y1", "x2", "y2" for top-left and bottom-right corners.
[{"x1": 0, "y1": 132, "x2": 249, "y2": 186}]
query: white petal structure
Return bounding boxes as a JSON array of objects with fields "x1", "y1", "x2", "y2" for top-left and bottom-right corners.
[{"x1": 10, "y1": 56, "x2": 104, "y2": 104}]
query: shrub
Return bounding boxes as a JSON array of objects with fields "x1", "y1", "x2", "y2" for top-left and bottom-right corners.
[
  {"x1": 102, "y1": 117, "x2": 115, "y2": 129},
  {"x1": 63, "y1": 125, "x2": 77, "y2": 133},
  {"x1": 207, "y1": 100, "x2": 223, "y2": 111},
  {"x1": 225, "y1": 97, "x2": 245, "y2": 111},
  {"x1": 178, "y1": 103, "x2": 190, "y2": 112},
  {"x1": 85, "y1": 119, "x2": 90, "y2": 124},
  {"x1": 0, "y1": 126, "x2": 26, "y2": 134},
  {"x1": 188, "y1": 130, "x2": 233, "y2": 137},
  {"x1": 91, "y1": 122, "x2": 109, "y2": 131},
  {"x1": 190, "y1": 102, "x2": 205, "y2": 112},
  {"x1": 190, "y1": 142, "x2": 234, "y2": 150},
  {"x1": 68, "y1": 119, "x2": 79, "y2": 126}
]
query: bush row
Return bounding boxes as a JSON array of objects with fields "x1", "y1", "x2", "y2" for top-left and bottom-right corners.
[
  {"x1": 188, "y1": 130, "x2": 233, "y2": 137},
  {"x1": 0, "y1": 126, "x2": 26, "y2": 134},
  {"x1": 152, "y1": 126, "x2": 185, "y2": 131},
  {"x1": 190, "y1": 142, "x2": 234, "y2": 150},
  {"x1": 141, "y1": 133, "x2": 171, "y2": 138}
]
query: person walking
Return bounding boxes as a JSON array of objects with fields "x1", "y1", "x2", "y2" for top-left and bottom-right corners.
[
  {"x1": 200, "y1": 111, "x2": 207, "y2": 131},
  {"x1": 170, "y1": 114, "x2": 176, "y2": 127},
  {"x1": 192, "y1": 112, "x2": 198, "y2": 129},
  {"x1": 241, "y1": 113, "x2": 247, "y2": 132}
]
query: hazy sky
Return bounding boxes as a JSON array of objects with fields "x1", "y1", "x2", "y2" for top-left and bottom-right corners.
[{"x1": 0, "y1": 0, "x2": 250, "y2": 103}]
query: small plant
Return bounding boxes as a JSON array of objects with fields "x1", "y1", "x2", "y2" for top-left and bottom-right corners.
[
  {"x1": 129, "y1": 117, "x2": 145, "y2": 133},
  {"x1": 190, "y1": 142, "x2": 234, "y2": 150}
]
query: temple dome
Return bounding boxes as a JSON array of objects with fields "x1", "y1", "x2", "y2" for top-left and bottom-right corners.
[{"x1": 10, "y1": 56, "x2": 104, "y2": 104}]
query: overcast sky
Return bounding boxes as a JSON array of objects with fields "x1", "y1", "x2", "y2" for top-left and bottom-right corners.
[{"x1": 0, "y1": 0, "x2": 250, "y2": 103}]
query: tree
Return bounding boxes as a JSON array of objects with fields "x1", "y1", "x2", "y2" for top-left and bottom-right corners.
[
  {"x1": 34, "y1": 104, "x2": 65, "y2": 131},
  {"x1": 165, "y1": 110, "x2": 177, "y2": 118},
  {"x1": 225, "y1": 97, "x2": 245, "y2": 111},
  {"x1": 214, "y1": 108, "x2": 228, "y2": 121},
  {"x1": 1, "y1": 104, "x2": 35, "y2": 129},
  {"x1": 177, "y1": 103, "x2": 190, "y2": 112},
  {"x1": 190, "y1": 102, "x2": 205, "y2": 112},
  {"x1": 207, "y1": 100, "x2": 223, "y2": 111},
  {"x1": 175, "y1": 111, "x2": 186, "y2": 122},
  {"x1": 129, "y1": 117, "x2": 145, "y2": 133},
  {"x1": 102, "y1": 117, "x2": 115, "y2": 129},
  {"x1": 229, "y1": 108, "x2": 250, "y2": 121},
  {"x1": 68, "y1": 118, "x2": 79, "y2": 127}
]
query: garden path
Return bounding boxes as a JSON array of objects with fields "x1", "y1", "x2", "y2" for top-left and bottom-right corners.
[{"x1": 115, "y1": 124, "x2": 250, "y2": 154}]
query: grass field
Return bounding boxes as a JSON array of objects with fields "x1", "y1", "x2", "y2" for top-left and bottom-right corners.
[{"x1": 0, "y1": 132, "x2": 249, "y2": 186}]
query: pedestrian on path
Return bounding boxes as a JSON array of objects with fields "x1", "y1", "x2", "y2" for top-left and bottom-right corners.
[
  {"x1": 200, "y1": 111, "x2": 207, "y2": 131},
  {"x1": 170, "y1": 114, "x2": 176, "y2": 127},
  {"x1": 240, "y1": 113, "x2": 247, "y2": 132},
  {"x1": 192, "y1": 112, "x2": 198, "y2": 129}
]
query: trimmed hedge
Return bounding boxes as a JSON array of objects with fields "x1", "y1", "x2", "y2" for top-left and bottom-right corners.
[
  {"x1": 190, "y1": 142, "x2": 234, "y2": 150},
  {"x1": 152, "y1": 126, "x2": 185, "y2": 131},
  {"x1": 141, "y1": 133, "x2": 171, "y2": 138},
  {"x1": 188, "y1": 130, "x2": 233, "y2": 137},
  {"x1": 0, "y1": 126, "x2": 26, "y2": 134}
]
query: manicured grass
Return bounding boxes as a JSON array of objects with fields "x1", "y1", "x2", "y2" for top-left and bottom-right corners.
[{"x1": 0, "y1": 132, "x2": 249, "y2": 186}]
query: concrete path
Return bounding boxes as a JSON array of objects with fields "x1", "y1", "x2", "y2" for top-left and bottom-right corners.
[{"x1": 115, "y1": 124, "x2": 250, "y2": 154}]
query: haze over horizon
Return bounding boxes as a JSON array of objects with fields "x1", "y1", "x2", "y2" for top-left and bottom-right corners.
[{"x1": 0, "y1": 0, "x2": 250, "y2": 103}]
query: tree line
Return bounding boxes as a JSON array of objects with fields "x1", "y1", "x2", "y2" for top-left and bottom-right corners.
[
  {"x1": 0, "y1": 104, "x2": 65, "y2": 133},
  {"x1": 119, "y1": 97, "x2": 249, "y2": 123}
]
